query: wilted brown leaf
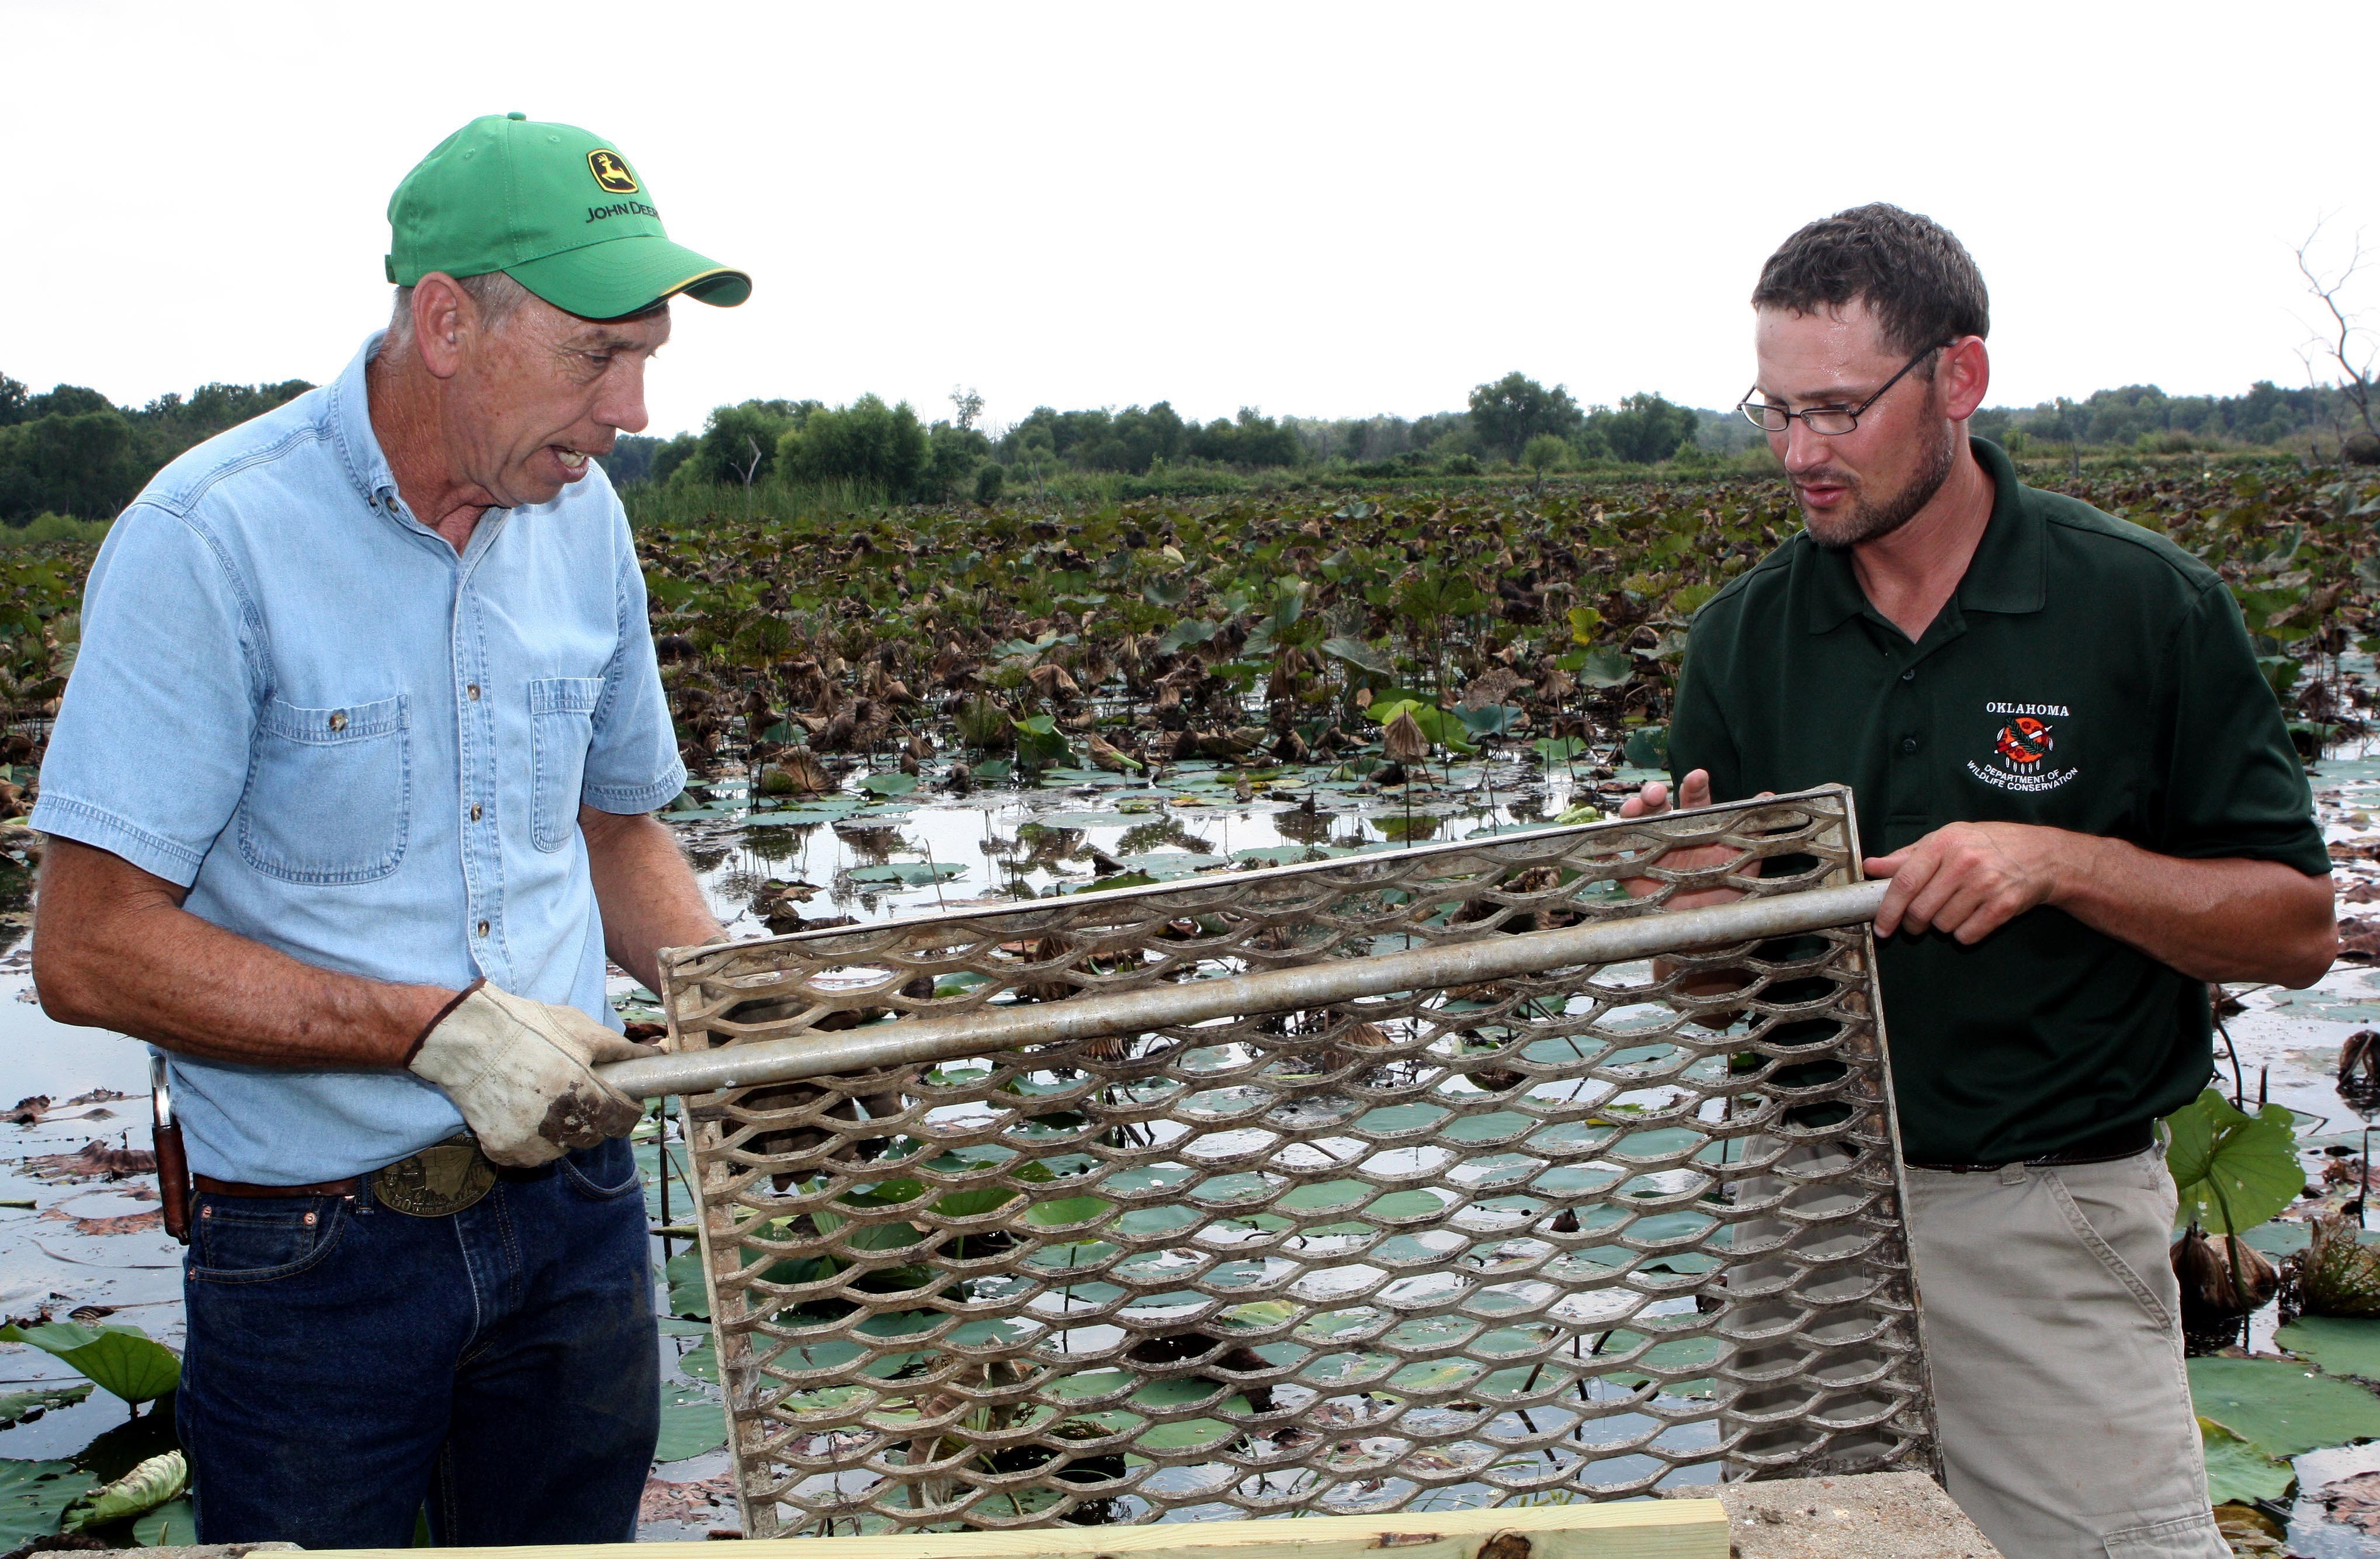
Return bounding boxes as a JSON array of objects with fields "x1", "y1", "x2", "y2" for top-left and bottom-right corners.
[{"x1": 26, "y1": 1141, "x2": 155, "y2": 1182}]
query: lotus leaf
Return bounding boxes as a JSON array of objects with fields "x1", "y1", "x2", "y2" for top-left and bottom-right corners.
[
  {"x1": 1318, "y1": 636, "x2": 1394, "y2": 677},
  {"x1": 1154, "y1": 619, "x2": 1219, "y2": 654},
  {"x1": 846, "y1": 862, "x2": 965, "y2": 886},
  {"x1": 1621, "y1": 724, "x2": 1668, "y2": 769},
  {"x1": 0, "y1": 1383, "x2": 89, "y2": 1429},
  {"x1": 0, "y1": 1460, "x2": 95, "y2": 1547},
  {"x1": 2165, "y1": 1088, "x2": 2301, "y2": 1234},
  {"x1": 1454, "y1": 704, "x2": 1524, "y2": 737},
  {"x1": 2198, "y1": 1417, "x2": 2296, "y2": 1506},
  {"x1": 0, "y1": 1322, "x2": 180, "y2": 1405},
  {"x1": 132, "y1": 1499, "x2": 194, "y2": 1547},
  {"x1": 2278, "y1": 1315, "x2": 2380, "y2": 1380},
  {"x1": 656, "y1": 1383, "x2": 728, "y2": 1462},
  {"x1": 2188, "y1": 1355, "x2": 2380, "y2": 1457},
  {"x1": 1576, "y1": 648, "x2": 1634, "y2": 688},
  {"x1": 62, "y1": 1450, "x2": 186, "y2": 1533}
]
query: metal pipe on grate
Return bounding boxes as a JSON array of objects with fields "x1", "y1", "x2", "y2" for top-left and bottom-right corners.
[{"x1": 602, "y1": 880, "x2": 1888, "y2": 1099}]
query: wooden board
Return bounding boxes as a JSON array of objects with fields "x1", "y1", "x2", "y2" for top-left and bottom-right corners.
[{"x1": 350, "y1": 1499, "x2": 1730, "y2": 1559}]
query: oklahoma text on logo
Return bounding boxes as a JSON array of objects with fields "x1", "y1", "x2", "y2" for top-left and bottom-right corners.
[{"x1": 1969, "y1": 701, "x2": 2078, "y2": 793}]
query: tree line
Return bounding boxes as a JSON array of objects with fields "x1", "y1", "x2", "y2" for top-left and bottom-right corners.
[
  {"x1": 3, "y1": 362, "x2": 2374, "y2": 525},
  {"x1": 0, "y1": 374, "x2": 313, "y2": 524},
  {"x1": 610, "y1": 374, "x2": 1738, "y2": 506}
]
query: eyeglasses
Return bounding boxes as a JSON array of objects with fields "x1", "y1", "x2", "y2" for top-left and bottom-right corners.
[{"x1": 1737, "y1": 343, "x2": 1951, "y2": 436}]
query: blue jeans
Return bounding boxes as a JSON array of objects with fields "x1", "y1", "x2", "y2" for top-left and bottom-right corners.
[{"x1": 178, "y1": 1137, "x2": 659, "y2": 1547}]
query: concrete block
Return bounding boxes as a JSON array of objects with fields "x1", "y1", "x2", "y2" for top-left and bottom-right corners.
[{"x1": 1669, "y1": 1471, "x2": 2001, "y2": 1558}]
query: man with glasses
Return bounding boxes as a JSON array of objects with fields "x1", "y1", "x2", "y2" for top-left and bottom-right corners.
[{"x1": 1622, "y1": 204, "x2": 2333, "y2": 1555}]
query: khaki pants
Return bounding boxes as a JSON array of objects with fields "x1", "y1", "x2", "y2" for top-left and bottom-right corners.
[{"x1": 1906, "y1": 1147, "x2": 2226, "y2": 1558}]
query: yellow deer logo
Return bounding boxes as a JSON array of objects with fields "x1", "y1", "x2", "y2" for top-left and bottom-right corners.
[{"x1": 587, "y1": 150, "x2": 638, "y2": 195}]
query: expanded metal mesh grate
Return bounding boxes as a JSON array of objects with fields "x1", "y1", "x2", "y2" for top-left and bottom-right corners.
[{"x1": 657, "y1": 784, "x2": 1934, "y2": 1535}]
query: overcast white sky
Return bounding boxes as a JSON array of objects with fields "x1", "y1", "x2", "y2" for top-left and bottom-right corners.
[{"x1": 8, "y1": 1, "x2": 2377, "y2": 440}]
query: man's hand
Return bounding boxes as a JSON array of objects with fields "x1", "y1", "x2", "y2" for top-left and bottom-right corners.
[
  {"x1": 408, "y1": 982, "x2": 654, "y2": 1167},
  {"x1": 1866, "y1": 822, "x2": 2063, "y2": 944},
  {"x1": 1865, "y1": 823, "x2": 2334, "y2": 985},
  {"x1": 1617, "y1": 768, "x2": 1757, "y2": 909}
]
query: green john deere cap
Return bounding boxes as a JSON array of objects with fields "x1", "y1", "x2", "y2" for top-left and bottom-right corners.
[{"x1": 385, "y1": 112, "x2": 749, "y2": 319}]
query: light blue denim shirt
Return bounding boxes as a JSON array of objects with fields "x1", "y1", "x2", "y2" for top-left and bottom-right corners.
[{"x1": 30, "y1": 333, "x2": 685, "y2": 1183}]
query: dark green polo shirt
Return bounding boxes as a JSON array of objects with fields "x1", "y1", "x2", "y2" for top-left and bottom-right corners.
[{"x1": 1670, "y1": 438, "x2": 2328, "y2": 1165}]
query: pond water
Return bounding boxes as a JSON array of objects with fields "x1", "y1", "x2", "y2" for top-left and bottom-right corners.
[{"x1": 2, "y1": 739, "x2": 2378, "y2": 1549}]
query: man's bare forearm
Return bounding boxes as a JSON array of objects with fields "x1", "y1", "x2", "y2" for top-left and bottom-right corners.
[
  {"x1": 2054, "y1": 835, "x2": 2334, "y2": 988},
  {"x1": 581, "y1": 805, "x2": 721, "y2": 994},
  {"x1": 31, "y1": 837, "x2": 451, "y2": 1067}
]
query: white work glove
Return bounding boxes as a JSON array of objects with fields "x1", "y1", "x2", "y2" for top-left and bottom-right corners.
[{"x1": 407, "y1": 980, "x2": 653, "y2": 1168}]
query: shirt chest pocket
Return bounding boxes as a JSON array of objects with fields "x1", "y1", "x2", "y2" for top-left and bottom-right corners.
[
  {"x1": 238, "y1": 695, "x2": 410, "y2": 884},
  {"x1": 530, "y1": 676, "x2": 605, "y2": 852}
]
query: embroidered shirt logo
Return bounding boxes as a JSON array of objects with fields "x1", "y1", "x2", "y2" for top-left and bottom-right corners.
[
  {"x1": 587, "y1": 150, "x2": 639, "y2": 194},
  {"x1": 1969, "y1": 702, "x2": 2077, "y2": 793},
  {"x1": 1994, "y1": 715, "x2": 2053, "y2": 772}
]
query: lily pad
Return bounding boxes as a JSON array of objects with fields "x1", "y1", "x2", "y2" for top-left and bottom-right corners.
[
  {"x1": 132, "y1": 1499, "x2": 195, "y2": 1547},
  {"x1": 0, "y1": 1461, "x2": 95, "y2": 1548},
  {"x1": 1231, "y1": 845, "x2": 1327, "y2": 866},
  {"x1": 2278, "y1": 1315, "x2": 2380, "y2": 1380},
  {"x1": 743, "y1": 798, "x2": 863, "y2": 825},
  {"x1": 0, "y1": 1383, "x2": 89, "y2": 1429},
  {"x1": 846, "y1": 862, "x2": 966, "y2": 886},
  {"x1": 1115, "y1": 852, "x2": 1226, "y2": 878},
  {"x1": 656, "y1": 1383, "x2": 728, "y2": 1463},
  {"x1": 665, "y1": 1248, "x2": 709, "y2": 1319},
  {"x1": 2188, "y1": 1355, "x2": 2380, "y2": 1457},
  {"x1": 2199, "y1": 1417, "x2": 2296, "y2": 1506},
  {"x1": 858, "y1": 772, "x2": 918, "y2": 797}
]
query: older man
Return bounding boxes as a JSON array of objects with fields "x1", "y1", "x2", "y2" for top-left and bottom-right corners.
[
  {"x1": 1625, "y1": 205, "x2": 2333, "y2": 1555},
  {"x1": 29, "y1": 114, "x2": 744, "y2": 1546}
]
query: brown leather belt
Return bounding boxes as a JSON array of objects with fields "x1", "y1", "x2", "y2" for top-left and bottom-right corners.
[
  {"x1": 1906, "y1": 1124, "x2": 2156, "y2": 1175},
  {"x1": 192, "y1": 1137, "x2": 508, "y2": 1217},
  {"x1": 194, "y1": 1173, "x2": 361, "y2": 1198}
]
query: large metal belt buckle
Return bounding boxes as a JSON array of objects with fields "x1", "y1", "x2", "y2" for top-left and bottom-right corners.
[{"x1": 370, "y1": 1139, "x2": 498, "y2": 1217}]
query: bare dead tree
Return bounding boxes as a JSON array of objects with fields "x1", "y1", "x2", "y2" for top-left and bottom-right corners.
[
  {"x1": 737, "y1": 434, "x2": 764, "y2": 520},
  {"x1": 949, "y1": 386, "x2": 984, "y2": 432},
  {"x1": 2295, "y1": 221, "x2": 2379, "y2": 454}
]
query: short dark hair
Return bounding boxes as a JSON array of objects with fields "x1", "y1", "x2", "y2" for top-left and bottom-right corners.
[{"x1": 1751, "y1": 203, "x2": 1989, "y2": 357}]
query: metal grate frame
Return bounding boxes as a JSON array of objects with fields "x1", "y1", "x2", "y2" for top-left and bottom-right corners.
[{"x1": 657, "y1": 785, "x2": 1935, "y2": 1534}]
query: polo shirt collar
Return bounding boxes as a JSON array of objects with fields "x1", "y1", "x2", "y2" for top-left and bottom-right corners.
[{"x1": 1798, "y1": 435, "x2": 2044, "y2": 634}]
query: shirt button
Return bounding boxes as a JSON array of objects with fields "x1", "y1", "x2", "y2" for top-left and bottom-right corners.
[
  {"x1": 476, "y1": 919, "x2": 490, "y2": 937},
  {"x1": 328, "y1": 710, "x2": 348, "y2": 731},
  {"x1": 467, "y1": 684, "x2": 481, "y2": 702},
  {"x1": 1899, "y1": 735, "x2": 1921, "y2": 755},
  {"x1": 1900, "y1": 668, "x2": 1916, "y2": 683},
  {"x1": 470, "y1": 803, "x2": 483, "y2": 822}
]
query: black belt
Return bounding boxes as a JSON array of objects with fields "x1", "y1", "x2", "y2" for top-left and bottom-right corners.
[{"x1": 1905, "y1": 1123, "x2": 2156, "y2": 1175}]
